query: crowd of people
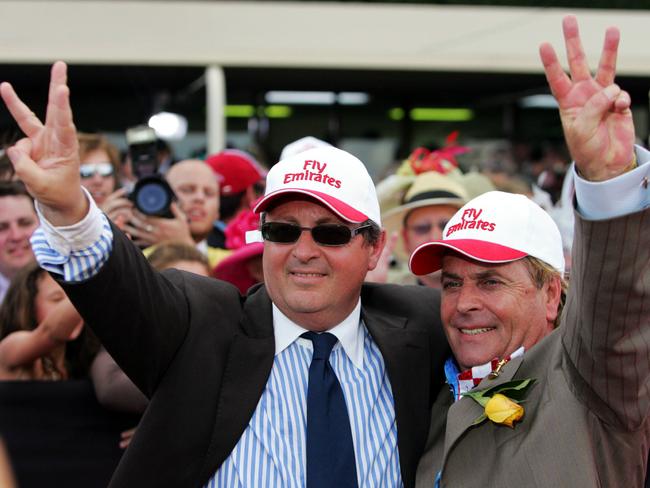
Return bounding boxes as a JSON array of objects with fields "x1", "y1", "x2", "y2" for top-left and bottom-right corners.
[{"x1": 0, "y1": 14, "x2": 648, "y2": 488}]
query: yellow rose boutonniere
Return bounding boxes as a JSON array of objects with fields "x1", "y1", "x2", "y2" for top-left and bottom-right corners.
[
  {"x1": 485, "y1": 393, "x2": 524, "y2": 427},
  {"x1": 462, "y1": 378, "x2": 536, "y2": 428}
]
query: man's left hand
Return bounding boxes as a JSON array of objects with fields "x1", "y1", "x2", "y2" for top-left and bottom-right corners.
[{"x1": 539, "y1": 15, "x2": 635, "y2": 181}]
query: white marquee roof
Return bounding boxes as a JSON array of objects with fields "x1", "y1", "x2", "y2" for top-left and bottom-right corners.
[{"x1": 1, "y1": 1, "x2": 650, "y2": 75}]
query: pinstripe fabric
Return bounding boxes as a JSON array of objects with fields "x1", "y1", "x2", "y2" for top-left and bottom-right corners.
[
  {"x1": 30, "y1": 214, "x2": 113, "y2": 282},
  {"x1": 563, "y1": 209, "x2": 650, "y2": 430},
  {"x1": 206, "y1": 327, "x2": 402, "y2": 488}
]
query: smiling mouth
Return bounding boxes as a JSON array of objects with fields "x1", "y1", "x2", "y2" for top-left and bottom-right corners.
[
  {"x1": 291, "y1": 272, "x2": 325, "y2": 278},
  {"x1": 459, "y1": 327, "x2": 495, "y2": 336},
  {"x1": 187, "y1": 209, "x2": 206, "y2": 220}
]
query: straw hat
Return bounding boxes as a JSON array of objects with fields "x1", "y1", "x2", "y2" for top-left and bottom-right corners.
[{"x1": 382, "y1": 172, "x2": 469, "y2": 261}]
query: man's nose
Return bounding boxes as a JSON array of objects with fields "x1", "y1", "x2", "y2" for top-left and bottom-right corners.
[
  {"x1": 7, "y1": 223, "x2": 27, "y2": 241},
  {"x1": 455, "y1": 283, "x2": 482, "y2": 313},
  {"x1": 428, "y1": 226, "x2": 444, "y2": 241},
  {"x1": 89, "y1": 173, "x2": 104, "y2": 185},
  {"x1": 291, "y1": 228, "x2": 321, "y2": 262}
]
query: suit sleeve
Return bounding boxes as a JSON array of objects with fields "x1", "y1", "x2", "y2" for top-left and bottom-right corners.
[
  {"x1": 59, "y1": 222, "x2": 190, "y2": 397},
  {"x1": 562, "y1": 208, "x2": 650, "y2": 430}
]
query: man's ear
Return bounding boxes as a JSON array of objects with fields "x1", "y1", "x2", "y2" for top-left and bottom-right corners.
[
  {"x1": 367, "y1": 229, "x2": 387, "y2": 271},
  {"x1": 544, "y1": 275, "x2": 563, "y2": 325}
]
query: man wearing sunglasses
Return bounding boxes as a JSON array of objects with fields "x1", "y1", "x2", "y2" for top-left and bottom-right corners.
[{"x1": 0, "y1": 62, "x2": 449, "y2": 487}]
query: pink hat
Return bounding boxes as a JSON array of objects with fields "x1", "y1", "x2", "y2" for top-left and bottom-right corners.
[
  {"x1": 205, "y1": 149, "x2": 266, "y2": 196},
  {"x1": 213, "y1": 242, "x2": 264, "y2": 294},
  {"x1": 254, "y1": 146, "x2": 381, "y2": 225},
  {"x1": 213, "y1": 209, "x2": 264, "y2": 294},
  {"x1": 409, "y1": 191, "x2": 564, "y2": 275}
]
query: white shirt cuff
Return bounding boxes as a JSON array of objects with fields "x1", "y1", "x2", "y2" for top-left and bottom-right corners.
[
  {"x1": 35, "y1": 186, "x2": 107, "y2": 257},
  {"x1": 574, "y1": 145, "x2": 650, "y2": 220}
]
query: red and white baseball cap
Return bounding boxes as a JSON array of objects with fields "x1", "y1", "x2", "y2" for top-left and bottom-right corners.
[
  {"x1": 205, "y1": 149, "x2": 266, "y2": 196},
  {"x1": 254, "y1": 146, "x2": 381, "y2": 225},
  {"x1": 409, "y1": 191, "x2": 564, "y2": 275}
]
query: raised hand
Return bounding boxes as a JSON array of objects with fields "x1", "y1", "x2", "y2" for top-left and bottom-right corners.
[
  {"x1": 0, "y1": 61, "x2": 87, "y2": 225},
  {"x1": 539, "y1": 15, "x2": 635, "y2": 181}
]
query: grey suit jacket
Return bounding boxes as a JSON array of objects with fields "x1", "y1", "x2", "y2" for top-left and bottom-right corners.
[{"x1": 416, "y1": 209, "x2": 650, "y2": 488}]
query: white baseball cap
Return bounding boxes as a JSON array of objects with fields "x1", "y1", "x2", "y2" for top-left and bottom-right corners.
[
  {"x1": 279, "y1": 136, "x2": 332, "y2": 161},
  {"x1": 253, "y1": 146, "x2": 381, "y2": 225},
  {"x1": 409, "y1": 190, "x2": 565, "y2": 275}
]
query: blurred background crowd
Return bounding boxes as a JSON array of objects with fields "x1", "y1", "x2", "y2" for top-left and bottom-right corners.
[{"x1": 1, "y1": 1, "x2": 649, "y2": 486}]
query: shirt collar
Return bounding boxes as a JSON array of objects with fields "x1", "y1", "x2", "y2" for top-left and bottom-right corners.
[
  {"x1": 444, "y1": 346, "x2": 525, "y2": 401},
  {"x1": 195, "y1": 239, "x2": 208, "y2": 256},
  {"x1": 272, "y1": 300, "x2": 365, "y2": 369}
]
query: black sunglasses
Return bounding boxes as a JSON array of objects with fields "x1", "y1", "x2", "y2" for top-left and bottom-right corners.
[{"x1": 261, "y1": 222, "x2": 372, "y2": 246}]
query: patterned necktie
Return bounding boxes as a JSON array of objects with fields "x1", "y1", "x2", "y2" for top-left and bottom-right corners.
[{"x1": 301, "y1": 331, "x2": 358, "y2": 488}]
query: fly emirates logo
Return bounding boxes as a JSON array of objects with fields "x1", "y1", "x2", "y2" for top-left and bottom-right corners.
[
  {"x1": 446, "y1": 207, "x2": 496, "y2": 237},
  {"x1": 283, "y1": 159, "x2": 342, "y2": 189}
]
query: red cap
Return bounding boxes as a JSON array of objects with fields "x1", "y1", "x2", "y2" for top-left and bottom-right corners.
[{"x1": 206, "y1": 150, "x2": 266, "y2": 196}]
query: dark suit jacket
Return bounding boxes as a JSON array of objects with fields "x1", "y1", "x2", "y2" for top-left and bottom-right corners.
[
  {"x1": 415, "y1": 209, "x2": 650, "y2": 487},
  {"x1": 61, "y1": 224, "x2": 449, "y2": 488}
]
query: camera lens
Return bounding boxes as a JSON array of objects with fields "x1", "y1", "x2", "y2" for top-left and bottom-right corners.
[{"x1": 135, "y1": 181, "x2": 171, "y2": 215}]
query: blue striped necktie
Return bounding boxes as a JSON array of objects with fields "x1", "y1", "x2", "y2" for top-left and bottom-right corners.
[{"x1": 302, "y1": 331, "x2": 358, "y2": 488}]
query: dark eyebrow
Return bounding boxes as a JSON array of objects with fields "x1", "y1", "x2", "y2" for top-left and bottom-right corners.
[
  {"x1": 315, "y1": 217, "x2": 344, "y2": 226},
  {"x1": 441, "y1": 271, "x2": 462, "y2": 280}
]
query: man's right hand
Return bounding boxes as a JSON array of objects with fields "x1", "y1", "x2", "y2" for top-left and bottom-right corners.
[{"x1": 0, "y1": 61, "x2": 88, "y2": 226}]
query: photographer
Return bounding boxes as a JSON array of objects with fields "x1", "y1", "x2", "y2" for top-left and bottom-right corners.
[{"x1": 126, "y1": 159, "x2": 231, "y2": 269}]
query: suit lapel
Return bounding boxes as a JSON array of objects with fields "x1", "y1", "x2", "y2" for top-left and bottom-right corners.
[
  {"x1": 362, "y1": 305, "x2": 430, "y2": 488},
  {"x1": 200, "y1": 286, "x2": 275, "y2": 482},
  {"x1": 441, "y1": 356, "x2": 525, "y2": 469}
]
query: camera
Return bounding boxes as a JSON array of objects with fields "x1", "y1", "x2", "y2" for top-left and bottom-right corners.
[{"x1": 126, "y1": 126, "x2": 175, "y2": 218}]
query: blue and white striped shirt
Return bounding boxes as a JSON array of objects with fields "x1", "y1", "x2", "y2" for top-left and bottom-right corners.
[
  {"x1": 209, "y1": 302, "x2": 402, "y2": 487},
  {"x1": 31, "y1": 192, "x2": 403, "y2": 487}
]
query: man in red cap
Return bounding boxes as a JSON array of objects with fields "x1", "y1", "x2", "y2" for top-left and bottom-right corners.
[
  {"x1": 414, "y1": 16, "x2": 649, "y2": 487},
  {"x1": 205, "y1": 149, "x2": 266, "y2": 248}
]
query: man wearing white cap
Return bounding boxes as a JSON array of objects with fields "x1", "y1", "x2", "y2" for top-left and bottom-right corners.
[
  {"x1": 415, "y1": 16, "x2": 650, "y2": 487},
  {"x1": 0, "y1": 69, "x2": 448, "y2": 487}
]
